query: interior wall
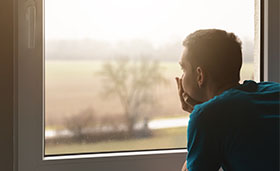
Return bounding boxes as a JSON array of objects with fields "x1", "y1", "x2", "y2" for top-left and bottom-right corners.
[
  {"x1": 0, "y1": 0, "x2": 278, "y2": 171},
  {"x1": 0, "y1": 0, "x2": 14, "y2": 170},
  {"x1": 264, "y1": 0, "x2": 280, "y2": 82}
]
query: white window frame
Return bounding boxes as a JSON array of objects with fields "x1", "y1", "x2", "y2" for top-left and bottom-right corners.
[{"x1": 13, "y1": 0, "x2": 279, "y2": 170}]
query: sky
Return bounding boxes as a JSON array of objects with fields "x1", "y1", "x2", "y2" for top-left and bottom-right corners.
[{"x1": 45, "y1": 0, "x2": 255, "y2": 47}]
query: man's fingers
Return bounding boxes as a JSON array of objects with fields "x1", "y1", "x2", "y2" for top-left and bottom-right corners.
[
  {"x1": 179, "y1": 77, "x2": 182, "y2": 87},
  {"x1": 175, "y1": 77, "x2": 180, "y2": 89},
  {"x1": 181, "y1": 161, "x2": 188, "y2": 171},
  {"x1": 175, "y1": 77, "x2": 185, "y2": 100},
  {"x1": 176, "y1": 77, "x2": 182, "y2": 91},
  {"x1": 175, "y1": 77, "x2": 194, "y2": 113}
]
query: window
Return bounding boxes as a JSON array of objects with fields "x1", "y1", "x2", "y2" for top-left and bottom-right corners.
[
  {"x1": 16, "y1": 0, "x2": 280, "y2": 170},
  {"x1": 45, "y1": 0, "x2": 259, "y2": 156}
]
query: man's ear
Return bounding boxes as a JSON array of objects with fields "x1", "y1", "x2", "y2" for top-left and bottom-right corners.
[{"x1": 196, "y1": 66, "x2": 204, "y2": 88}]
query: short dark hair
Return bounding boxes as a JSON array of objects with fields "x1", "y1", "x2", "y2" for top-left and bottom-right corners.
[{"x1": 183, "y1": 29, "x2": 242, "y2": 84}]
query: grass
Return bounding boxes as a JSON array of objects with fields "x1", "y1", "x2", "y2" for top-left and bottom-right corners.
[
  {"x1": 45, "y1": 127, "x2": 187, "y2": 155},
  {"x1": 45, "y1": 60, "x2": 186, "y2": 125},
  {"x1": 44, "y1": 60, "x2": 254, "y2": 155},
  {"x1": 45, "y1": 60, "x2": 254, "y2": 124}
]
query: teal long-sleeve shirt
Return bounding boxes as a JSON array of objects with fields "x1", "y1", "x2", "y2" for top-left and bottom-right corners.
[{"x1": 187, "y1": 80, "x2": 280, "y2": 171}]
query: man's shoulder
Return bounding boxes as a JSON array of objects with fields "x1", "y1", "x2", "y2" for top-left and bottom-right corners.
[
  {"x1": 257, "y1": 81, "x2": 280, "y2": 92},
  {"x1": 189, "y1": 80, "x2": 280, "y2": 124},
  {"x1": 190, "y1": 90, "x2": 240, "y2": 120},
  {"x1": 189, "y1": 83, "x2": 255, "y2": 124}
]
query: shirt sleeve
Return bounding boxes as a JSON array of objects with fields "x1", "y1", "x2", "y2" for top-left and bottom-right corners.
[{"x1": 187, "y1": 110, "x2": 222, "y2": 171}]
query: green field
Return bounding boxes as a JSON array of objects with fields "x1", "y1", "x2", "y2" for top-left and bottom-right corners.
[
  {"x1": 45, "y1": 60, "x2": 185, "y2": 125},
  {"x1": 46, "y1": 127, "x2": 187, "y2": 155},
  {"x1": 45, "y1": 60, "x2": 254, "y2": 155},
  {"x1": 45, "y1": 60, "x2": 254, "y2": 124}
]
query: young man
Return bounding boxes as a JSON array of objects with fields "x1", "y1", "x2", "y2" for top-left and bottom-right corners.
[{"x1": 176, "y1": 29, "x2": 280, "y2": 171}]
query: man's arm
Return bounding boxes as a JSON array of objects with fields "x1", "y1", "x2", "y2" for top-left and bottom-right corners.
[
  {"x1": 186, "y1": 113, "x2": 221, "y2": 171},
  {"x1": 176, "y1": 77, "x2": 221, "y2": 170},
  {"x1": 181, "y1": 160, "x2": 188, "y2": 171},
  {"x1": 175, "y1": 77, "x2": 194, "y2": 171}
]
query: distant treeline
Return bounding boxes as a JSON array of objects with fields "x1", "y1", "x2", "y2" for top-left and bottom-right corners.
[{"x1": 45, "y1": 39, "x2": 254, "y2": 63}]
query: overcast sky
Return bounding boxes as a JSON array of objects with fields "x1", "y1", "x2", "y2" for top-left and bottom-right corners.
[{"x1": 45, "y1": 0, "x2": 255, "y2": 47}]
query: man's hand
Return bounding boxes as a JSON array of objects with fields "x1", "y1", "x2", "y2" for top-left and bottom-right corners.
[
  {"x1": 175, "y1": 77, "x2": 194, "y2": 113},
  {"x1": 181, "y1": 160, "x2": 188, "y2": 171}
]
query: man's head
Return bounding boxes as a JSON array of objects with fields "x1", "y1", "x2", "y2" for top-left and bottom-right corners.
[{"x1": 179, "y1": 29, "x2": 242, "y2": 102}]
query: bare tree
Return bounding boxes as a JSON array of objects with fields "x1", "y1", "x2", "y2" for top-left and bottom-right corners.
[{"x1": 98, "y1": 57, "x2": 167, "y2": 135}]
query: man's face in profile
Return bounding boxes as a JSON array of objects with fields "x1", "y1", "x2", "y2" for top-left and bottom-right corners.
[{"x1": 179, "y1": 47, "x2": 203, "y2": 104}]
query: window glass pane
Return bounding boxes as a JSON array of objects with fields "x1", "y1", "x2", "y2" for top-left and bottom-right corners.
[{"x1": 45, "y1": 0, "x2": 259, "y2": 155}]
